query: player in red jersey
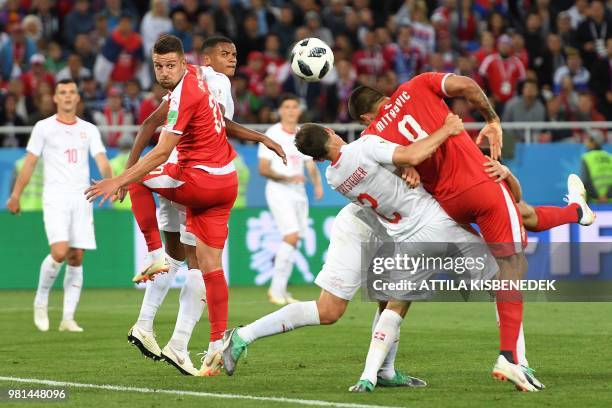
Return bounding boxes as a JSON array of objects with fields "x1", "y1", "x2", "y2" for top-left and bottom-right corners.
[
  {"x1": 348, "y1": 72, "x2": 593, "y2": 391},
  {"x1": 84, "y1": 35, "x2": 285, "y2": 372}
]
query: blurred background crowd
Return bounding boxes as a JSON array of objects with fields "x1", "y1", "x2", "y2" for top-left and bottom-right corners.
[{"x1": 0, "y1": 0, "x2": 610, "y2": 148}]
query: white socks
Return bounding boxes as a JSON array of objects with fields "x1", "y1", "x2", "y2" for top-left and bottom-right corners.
[
  {"x1": 62, "y1": 265, "x2": 83, "y2": 321},
  {"x1": 237, "y1": 301, "x2": 320, "y2": 344},
  {"x1": 371, "y1": 310, "x2": 399, "y2": 380},
  {"x1": 495, "y1": 307, "x2": 528, "y2": 366},
  {"x1": 360, "y1": 309, "x2": 403, "y2": 385},
  {"x1": 169, "y1": 269, "x2": 206, "y2": 351},
  {"x1": 269, "y1": 241, "x2": 296, "y2": 297},
  {"x1": 34, "y1": 255, "x2": 63, "y2": 307},
  {"x1": 136, "y1": 253, "x2": 182, "y2": 332}
]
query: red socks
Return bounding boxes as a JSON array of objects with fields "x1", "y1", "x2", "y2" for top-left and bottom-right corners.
[
  {"x1": 203, "y1": 269, "x2": 228, "y2": 342},
  {"x1": 496, "y1": 290, "x2": 523, "y2": 364},
  {"x1": 529, "y1": 204, "x2": 580, "y2": 232},
  {"x1": 128, "y1": 183, "x2": 162, "y2": 252}
]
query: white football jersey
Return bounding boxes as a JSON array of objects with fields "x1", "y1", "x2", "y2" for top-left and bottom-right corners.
[
  {"x1": 26, "y1": 115, "x2": 106, "y2": 195},
  {"x1": 258, "y1": 122, "x2": 313, "y2": 195},
  {"x1": 166, "y1": 64, "x2": 234, "y2": 164},
  {"x1": 325, "y1": 135, "x2": 444, "y2": 241}
]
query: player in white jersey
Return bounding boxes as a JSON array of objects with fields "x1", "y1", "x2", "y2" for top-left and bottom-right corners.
[
  {"x1": 258, "y1": 94, "x2": 323, "y2": 305},
  {"x1": 6, "y1": 79, "x2": 112, "y2": 333},
  {"x1": 120, "y1": 36, "x2": 239, "y2": 376}
]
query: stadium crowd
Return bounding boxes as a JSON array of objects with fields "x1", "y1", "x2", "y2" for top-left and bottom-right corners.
[{"x1": 0, "y1": 0, "x2": 610, "y2": 147}]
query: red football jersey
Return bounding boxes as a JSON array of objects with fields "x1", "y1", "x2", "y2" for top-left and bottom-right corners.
[
  {"x1": 164, "y1": 66, "x2": 236, "y2": 167},
  {"x1": 362, "y1": 72, "x2": 490, "y2": 201}
]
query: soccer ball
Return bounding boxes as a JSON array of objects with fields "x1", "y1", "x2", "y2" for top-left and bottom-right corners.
[{"x1": 290, "y1": 38, "x2": 334, "y2": 82}]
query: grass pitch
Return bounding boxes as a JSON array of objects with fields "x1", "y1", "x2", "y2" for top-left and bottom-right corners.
[{"x1": 0, "y1": 286, "x2": 611, "y2": 407}]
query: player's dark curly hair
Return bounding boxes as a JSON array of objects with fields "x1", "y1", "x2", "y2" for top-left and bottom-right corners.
[
  {"x1": 348, "y1": 85, "x2": 385, "y2": 122},
  {"x1": 153, "y1": 34, "x2": 184, "y2": 56},
  {"x1": 295, "y1": 123, "x2": 330, "y2": 161}
]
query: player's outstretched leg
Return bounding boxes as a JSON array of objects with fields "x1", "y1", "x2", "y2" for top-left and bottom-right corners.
[{"x1": 566, "y1": 174, "x2": 595, "y2": 225}]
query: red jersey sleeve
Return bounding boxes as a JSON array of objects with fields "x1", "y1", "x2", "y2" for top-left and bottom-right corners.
[{"x1": 411, "y1": 72, "x2": 453, "y2": 99}]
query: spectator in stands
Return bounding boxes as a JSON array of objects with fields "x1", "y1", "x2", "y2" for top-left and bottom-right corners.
[
  {"x1": 410, "y1": 0, "x2": 435, "y2": 55},
  {"x1": 63, "y1": 0, "x2": 95, "y2": 49},
  {"x1": 236, "y1": 12, "x2": 265, "y2": 67},
  {"x1": 449, "y1": 0, "x2": 479, "y2": 50},
  {"x1": 43, "y1": 41, "x2": 65, "y2": 75},
  {"x1": 251, "y1": 0, "x2": 276, "y2": 37},
  {"x1": 533, "y1": 0, "x2": 554, "y2": 38},
  {"x1": 538, "y1": 33, "x2": 566, "y2": 90},
  {"x1": 195, "y1": 11, "x2": 216, "y2": 38},
  {"x1": 553, "y1": 47, "x2": 590, "y2": 94},
  {"x1": 169, "y1": 8, "x2": 193, "y2": 53},
  {"x1": 239, "y1": 51, "x2": 267, "y2": 97},
  {"x1": 262, "y1": 33, "x2": 286, "y2": 79},
  {"x1": 100, "y1": 0, "x2": 125, "y2": 32},
  {"x1": 487, "y1": 11, "x2": 508, "y2": 40},
  {"x1": 352, "y1": 29, "x2": 389, "y2": 85},
  {"x1": 28, "y1": 93, "x2": 55, "y2": 125},
  {"x1": 573, "y1": 91, "x2": 606, "y2": 124},
  {"x1": 331, "y1": 58, "x2": 356, "y2": 123},
  {"x1": 451, "y1": 97, "x2": 479, "y2": 140},
  {"x1": 94, "y1": 13, "x2": 144, "y2": 87},
  {"x1": 437, "y1": 32, "x2": 459, "y2": 72},
  {"x1": 81, "y1": 76, "x2": 106, "y2": 113},
  {"x1": 0, "y1": 0, "x2": 25, "y2": 27},
  {"x1": 6, "y1": 78, "x2": 32, "y2": 121},
  {"x1": 138, "y1": 82, "x2": 165, "y2": 126},
  {"x1": 141, "y1": 0, "x2": 172, "y2": 59},
  {"x1": 343, "y1": 8, "x2": 361, "y2": 49},
  {"x1": 567, "y1": 0, "x2": 589, "y2": 29},
  {"x1": 545, "y1": 95, "x2": 573, "y2": 141},
  {"x1": 575, "y1": 0, "x2": 611, "y2": 69},
  {"x1": 479, "y1": 34, "x2": 526, "y2": 107},
  {"x1": 93, "y1": 86, "x2": 134, "y2": 148},
  {"x1": 454, "y1": 55, "x2": 479, "y2": 81},
  {"x1": 31, "y1": 0, "x2": 59, "y2": 42},
  {"x1": 73, "y1": 34, "x2": 96, "y2": 72},
  {"x1": 391, "y1": 25, "x2": 422, "y2": 83},
  {"x1": 581, "y1": 130, "x2": 612, "y2": 203},
  {"x1": 91, "y1": 13, "x2": 109, "y2": 51},
  {"x1": 323, "y1": 0, "x2": 349, "y2": 36},
  {"x1": 502, "y1": 79, "x2": 547, "y2": 139},
  {"x1": 0, "y1": 23, "x2": 37, "y2": 81},
  {"x1": 473, "y1": 31, "x2": 496, "y2": 66},
  {"x1": 56, "y1": 54, "x2": 92, "y2": 85},
  {"x1": 332, "y1": 33, "x2": 354, "y2": 62},
  {"x1": 258, "y1": 75, "x2": 283, "y2": 124},
  {"x1": 0, "y1": 93, "x2": 27, "y2": 147},
  {"x1": 232, "y1": 72, "x2": 260, "y2": 123},
  {"x1": 182, "y1": 0, "x2": 204, "y2": 25},
  {"x1": 524, "y1": 13, "x2": 545, "y2": 68},
  {"x1": 272, "y1": 5, "x2": 296, "y2": 56},
  {"x1": 305, "y1": 11, "x2": 334, "y2": 47},
  {"x1": 22, "y1": 15, "x2": 43, "y2": 45},
  {"x1": 556, "y1": 10, "x2": 577, "y2": 48},
  {"x1": 123, "y1": 79, "x2": 142, "y2": 119},
  {"x1": 20, "y1": 54, "x2": 54, "y2": 98},
  {"x1": 213, "y1": 0, "x2": 240, "y2": 40}
]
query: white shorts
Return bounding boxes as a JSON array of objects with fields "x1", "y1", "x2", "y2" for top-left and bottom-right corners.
[
  {"x1": 158, "y1": 196, "x2": 197, "y2": 246},
  {"x1": 43, "y1": 193, "x2": 96, "y2": 249},
  {"x1": 315, "y1": 204, "x2": 382, "y2": 301},
  {"x1": 266, "y1": 185, "x2": 309, "y2": 237}
]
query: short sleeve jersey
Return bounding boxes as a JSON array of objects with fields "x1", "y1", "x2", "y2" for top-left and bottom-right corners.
[
  {"x1": 362, "y1": 72, "x2": 490, "y2": 202},
  {"x1": 163, "y1": 66, "x2": 236, "y2": 168},
  {"x1": 26, "y1": 115, "x2": 106, "y2": 195}
]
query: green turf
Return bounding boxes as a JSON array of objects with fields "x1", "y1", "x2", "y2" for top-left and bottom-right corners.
[{"x1": 0, "y1": 287, "x2": 611, "y2": 407}]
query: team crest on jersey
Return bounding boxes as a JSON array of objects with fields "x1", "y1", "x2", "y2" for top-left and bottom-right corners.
[{"x1": 80, "y1": 132, "x2": 87, "y2": 139}]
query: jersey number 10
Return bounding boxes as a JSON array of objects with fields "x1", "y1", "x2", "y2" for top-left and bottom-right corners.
[
  {"x1": 65, "y1": 148, "x2": 77, "y2": 163},
  {"x1": 398, "y1": 114, "x2": 429, "y2": 142}
]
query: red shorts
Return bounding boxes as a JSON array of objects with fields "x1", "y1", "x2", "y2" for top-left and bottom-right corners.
[
  {"x1": 438, "y1": 181, "x2": 527, "y2": 258},
  {"x1": 142, "y1": 163, "x2": 238, "y2": 248}
]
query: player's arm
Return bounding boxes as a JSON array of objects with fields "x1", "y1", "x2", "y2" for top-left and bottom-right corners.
[
  {"x1": 392, "y1": 113, "x2": 463, "y2": 167},
  {"x1": 126, "y1": 100, "x2": 169, "y2": 169},
  {"x1": 226, "y1": 119, "x2": 287, "y2": 164},
  {"x1": 442, "y1": 74, "x2": 502, "y2": 160},
  {"x1": 94, "y1": 153, "x2": 112, "y2": 179},
  {"x1": 483, "y1": 158, "x2": 522, "y2": 202},
  {"x1": 85, "y1": 131, "x2": 179, "y2": 204},
  {"x1": 6, "y1": 153, "x2": 39, "y2": 214},
  {"x1": 306, "y1": 160, "x2": 324, "y2": 199}
]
